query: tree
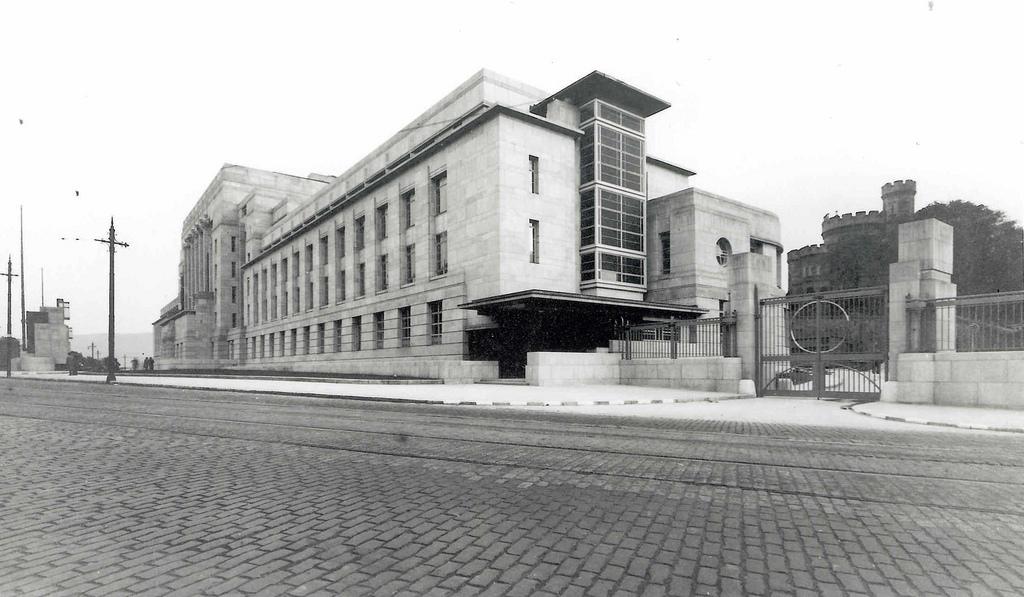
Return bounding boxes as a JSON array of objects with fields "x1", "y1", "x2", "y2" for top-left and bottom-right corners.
[{"x1": 913, "y1": 201, "x2": 1024, "y2": 295}]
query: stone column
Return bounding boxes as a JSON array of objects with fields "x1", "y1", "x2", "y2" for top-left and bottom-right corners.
[
  {"x1": 729, "y1": 252, "x2": 786, "y2": 394},
  {"x1": 882, "y1": 219, "x2": 955, "y2": 402}
]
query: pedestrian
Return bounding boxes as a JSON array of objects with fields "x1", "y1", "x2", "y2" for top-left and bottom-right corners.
[{"x1": 66, "y1": 352, "x2": 78, "y2": 376}]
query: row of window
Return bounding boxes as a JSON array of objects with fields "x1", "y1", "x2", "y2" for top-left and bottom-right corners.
[
  {"x1": 581, "y1": 252, "x2": 645, "y2": 286},
  {"x1": 233, "y1": 300, "x2": 444, "y2": 359},
  {"x1": 580, "y1": 124, "x2": 645, "y2": 193},
  {"x1": 580, "y1": 188, "x2": 644, "y2": 251}
]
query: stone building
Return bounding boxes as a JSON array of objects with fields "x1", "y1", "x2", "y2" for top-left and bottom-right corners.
[
  {"x1": 153, "y1": 69, "x2": 782, "y2": 381},
  {"x1": 788, "y1": 180, "x2": 917, "y2": 294},
  {"x1": 12, "y1": 299, "x2": 71, "y2": 371}
]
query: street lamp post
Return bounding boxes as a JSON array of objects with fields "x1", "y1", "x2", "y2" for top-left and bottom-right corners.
[
  {"x1": 2, "y1": 256, "x2": 18, "y2": 378},
  {"x1": 95, "y1": 218, "x2": 129, "y2": 383}
]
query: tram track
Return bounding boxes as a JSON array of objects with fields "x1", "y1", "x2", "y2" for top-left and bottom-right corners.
[{"x1": 4, "y1": 396, "x2": 1024, "y2": 519}]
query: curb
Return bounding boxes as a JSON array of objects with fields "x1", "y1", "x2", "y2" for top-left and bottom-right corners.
[
  {"x1": 849, "y1": 403, "x2": 1024, "y2": 434},
  {"x1": 5, "y1": 376, "x2": 753, "y2": 408}
]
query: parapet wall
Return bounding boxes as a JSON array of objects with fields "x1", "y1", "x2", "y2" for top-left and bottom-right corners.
[
  {"x1": 821, "y1": 210, "x2": 886, "y2": 235},
  {"x1": 787, "y1": 244, "x2": 828, "y2": 259}
]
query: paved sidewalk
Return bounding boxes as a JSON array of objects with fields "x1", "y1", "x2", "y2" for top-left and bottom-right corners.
[
  {"x1": 16, "y1": 371, "x2": 745, "y2": 406},
  {"x1": 854, "y1": 400, "x2": 1024, "y2": 433}
]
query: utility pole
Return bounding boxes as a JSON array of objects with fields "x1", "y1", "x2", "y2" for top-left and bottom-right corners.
[
  {"x1": 19, "y1": 207, "x2": 26, "y2": 352},
  {"x1": 95, "y1": 218, "x2": 129, "y2": 383},
  {"x1": 2, "y1": 256, "x2": 18, "y2": 378},
  {"x1": 88, "y1": 342, "x2": 96, "y2": 359}
]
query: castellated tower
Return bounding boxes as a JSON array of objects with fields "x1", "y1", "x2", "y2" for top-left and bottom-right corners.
[{"x1": 881, "y1": 179, "x2": 916, "y2": 218}]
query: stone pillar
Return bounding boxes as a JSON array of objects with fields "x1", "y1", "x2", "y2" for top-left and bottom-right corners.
[
  {"x1": 882, "y1": 219, "x2": 955, "y2": 400},
  {"x1": 729, "y1": 252, "x2": 785, "y2": 393}
]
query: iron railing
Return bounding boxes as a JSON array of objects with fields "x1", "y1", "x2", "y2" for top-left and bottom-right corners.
[
  {"x1": 615, "y1": 316, "x2": 737, "y2": 360},
  {"x1": 912, "y1": 290, "x2": 1024, "y2": 352}
]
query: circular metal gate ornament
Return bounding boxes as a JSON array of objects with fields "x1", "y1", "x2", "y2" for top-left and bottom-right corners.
[{"x1": 790, "y1": 299, "x2": 850, "y2": 353}]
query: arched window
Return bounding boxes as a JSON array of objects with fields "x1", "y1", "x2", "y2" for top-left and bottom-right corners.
[{"x1": 716, "y1": 238, "x2": 732, "y2": 267}]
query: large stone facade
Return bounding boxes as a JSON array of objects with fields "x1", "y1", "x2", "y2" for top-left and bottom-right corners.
[{"x1": 153, "y1": 69, "x2": 783, "y2": 381}]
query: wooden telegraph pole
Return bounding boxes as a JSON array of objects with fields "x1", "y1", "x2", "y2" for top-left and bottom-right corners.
[
  {"x1": 95, "y1": 219, "x2": 129, "y2": 383},
  {"x1": 2, "y1": 256, "x2": 19, "y2": 378}
]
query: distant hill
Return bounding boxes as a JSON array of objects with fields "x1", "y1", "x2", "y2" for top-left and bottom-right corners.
[{"x1": 72, "y1": 332, "x2": 153, "y2": 362}]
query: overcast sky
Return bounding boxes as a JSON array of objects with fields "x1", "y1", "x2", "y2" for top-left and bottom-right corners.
[{"x1": 2, "y1": 0, "x2": 1022, "y2": 337}]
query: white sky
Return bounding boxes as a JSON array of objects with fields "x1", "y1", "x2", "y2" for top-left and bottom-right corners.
[{"x1": 1, "y1": 0, "x2": 1022, "y2": 336}]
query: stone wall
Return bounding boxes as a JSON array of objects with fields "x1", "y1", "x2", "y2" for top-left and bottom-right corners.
[
  {"x1": 525, "y1": 351, "x2": 747, "y2": 393},
  {"x1": 526, "y1": 352, "x2": 621, "y2": 386},
  {"x1": 890, "y1": 352, "x2": 1024, "y2": 409},
  {"x1": 620, "y1": 357, "x2": 745, "y2": 393}
]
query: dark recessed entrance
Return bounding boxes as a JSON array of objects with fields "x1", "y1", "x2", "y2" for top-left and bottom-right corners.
[{"x1": 461, "y1": 289, "x2": 704, "y2": 379}]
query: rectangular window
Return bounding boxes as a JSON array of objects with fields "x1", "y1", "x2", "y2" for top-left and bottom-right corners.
[
  {"x1": 259, "y1": 335, "x2": 265, "y2": 359},
  {"x1": 529, "y1": 155, "x2": 539, "y2": 194},
  {"x1": 336, "y1": 270, "x2": 346, "y2": 302},
  {"x1": 598, "y1": 188, "x2": 644, "y2": 252},
  {"x1": 302, "y1": 326, "x2": 310, "y2": 355},
  {"x1": 431, "y1": 172, "x2": 447, "y2": 215},
  {"x1": 376, "y1": 204, "x2": 388, "y2": 241},
  {"x1": 580, "y1": 126, "x2": 595, "y2": 184},
  {"x1": 319, "y1": 235, "x2": 329, "y2": 265},
  {"x1": 377, "y1": 254, "x2": 388, "y2": 292},
  {"x1": 660, "y1": 232, "x2": 671, "y2": 274},
  {"x1": 252, "y1": 273, "x2": 259, "y2": 324},
  {"x1": 320, "y1": 275, "x2": 329, "y2": 306},
  {"x1": 317, "y1": 323, "x2": 325, "y2": 354},
  {"x1": 399, "y1": 306, "x2": 411, "y2": 347},
  {"x1": 434, "y1": 232, "x2": 448, "y2": 276},
  {"x1": 356, "y1": 262, "x2": 365, "y2": 297},
  {"x1": 374, "y1": 311, "x2": 385, "y2": 349},
  {"x1": 597, "y1": 124, "x2": 644, "y2": 192},
  {"x1": 270, "y1": 264, "x2": 278, "y2": 318},
  {"x1": 291, "y1": 328, "x2": 297, "y2": 356},
  {"x1": 305, "y1": 244, "x2": 314, "y2": 272},
  {"x1": 580, "y1": 189, "x2": 595, "y2": 246},
  {"x1": 260, "y1": 270, "x2": 268, "y2": 322},
  {"x1": 333, "y1": 320, "x2": 343, "y2": 352},
  {"x1": 231, "y1": 285, "x2": 237, "y2": 304},
  {"x1": 403, "y1": 244, "x2": 415, "y2": 285},
  {"x1": 268, "y1": 333, "x2": 275, "y2": 358},
  {"x1": 429, "y1": 301, "x2": 443, "y2": 345},
  {"x1": 529, "y1": 219, "x2": 540, "y2": 264},
  {"x1": 292, "y1": 251, "x2": 301, "y2": 313},
  {"x1": 279, "y1": 331, "x2": 285, "y2": 357},
  {"x1": 231, "y1": 312, "x2": 237, "y2": 328},
  {"x1": 336, "y1": 226, "x2": 346, "y2": 259},
  {"x1": 598, "y1": 102, "x2": 645, "y2": 134},
  {"x1": 231, "y1": 262, "x2": 236, "y2": 278},
  {"x1": 280, "y1": 258, "x2": 288, "y2": 316},
  {"x1": 306, "y1": 280, "x2": 313, "y2": 310},
  {"x1": 230, "y1": 236, "x2": 236, "y2": 252},
  {"x1": 581, "y1": 252, "x2": 595, "y2": 281},
  {"x1": 354, "y1": 216, "x2": 365, "y2": 251},
  {"x1": 352, "y1": 316, "x2": 362, "y2": 351},
  {"x1": 401, "y1": 190, "x2": 414, "y2": 230},
  {"x1": 599, "y1": 253, "x2": 645, "y2": 285}
]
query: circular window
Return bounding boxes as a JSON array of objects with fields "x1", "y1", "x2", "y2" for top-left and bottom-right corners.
[{"x1": 716, "y1": 238, "x2": 732, "y2": 266}]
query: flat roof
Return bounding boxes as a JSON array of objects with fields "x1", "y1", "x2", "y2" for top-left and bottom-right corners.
[
  {"x1": 531, "y1": 71, "x2": 671, "y2": 118},
  {"x1": 647, "y1": 155, "x2": 697, "y2": 177},
  {"x1": 459, "y1": 289, "x2": 705, "y2": 318}
]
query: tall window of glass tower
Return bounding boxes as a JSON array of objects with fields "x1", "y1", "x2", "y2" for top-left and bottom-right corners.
[{"x1": 578, "y1": 99, "x2": 647, "y2": 290}]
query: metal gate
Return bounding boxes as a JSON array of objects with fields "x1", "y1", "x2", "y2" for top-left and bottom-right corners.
[{"x1": 756, "y1": 286, "x2": 888, "y2": 399}]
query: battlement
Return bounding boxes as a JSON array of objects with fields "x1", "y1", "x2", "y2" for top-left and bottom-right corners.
[
  {"x1": 882, "y1": 179, "x2": 916, "y2": 196},
  {"x1": 821, "y1": 209, "x2": 886, "y2": 234},
  {"x1": 788, "y1": 244, "x2": 828, "y2": 259}
]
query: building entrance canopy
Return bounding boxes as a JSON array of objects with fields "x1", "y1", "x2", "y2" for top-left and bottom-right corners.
[{"x1": 460, "y1": 289, "x2": 704, "y2": 378}]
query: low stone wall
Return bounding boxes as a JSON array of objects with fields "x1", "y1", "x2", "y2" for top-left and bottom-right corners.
[
  {"x1": 526, "y1": 352, "x2": 621, "y2": 386},
  {"x1": 620, "y1": 357, "x2": 745, "y2": 393},
  {"x1": 887, "y1": 351, "x2": 1024, "y2": 409},
  {"x1": 160, "y1": 356, "x2": 498, "y2": 384}
]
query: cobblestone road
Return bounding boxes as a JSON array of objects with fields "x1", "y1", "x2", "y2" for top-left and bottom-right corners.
[{"x1": 2, "y1": 379, "x2": 1023, "y2": 596}]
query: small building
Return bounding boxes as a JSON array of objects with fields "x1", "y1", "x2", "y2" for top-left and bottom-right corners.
[
  {"x1": 13, "y1": 299, "x2": 71, "y2": 371},
  {"x1": 153, "y1": 69, "x2": 782, "y2": 382}
]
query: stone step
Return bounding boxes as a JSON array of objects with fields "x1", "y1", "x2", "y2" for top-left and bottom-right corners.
[{"x1": 475, "y1": 378, "x2": 528, "y2": 385}]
